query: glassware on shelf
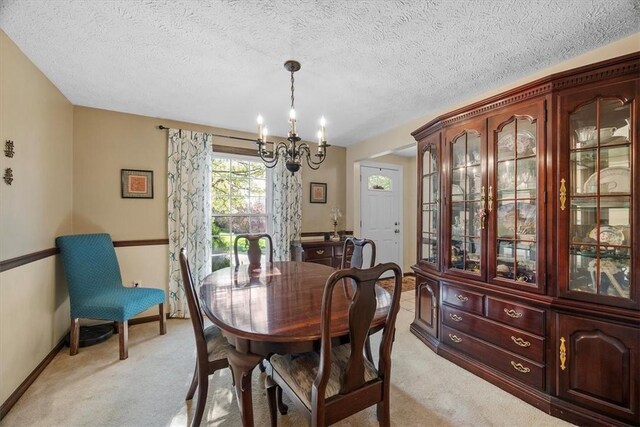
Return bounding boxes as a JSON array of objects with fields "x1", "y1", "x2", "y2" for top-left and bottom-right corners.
[{"x1": 567, "y1": 97, "x2": 632, "y2": 300}]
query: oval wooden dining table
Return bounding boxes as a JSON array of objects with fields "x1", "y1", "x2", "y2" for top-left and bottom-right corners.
[{"x1": 199, "y1": 260, "x2": 392, "y2": 427}]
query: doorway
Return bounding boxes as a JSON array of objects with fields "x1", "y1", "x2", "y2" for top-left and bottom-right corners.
[{"x1": 360, "y1": 163, "x2": 403, "y2": 275}]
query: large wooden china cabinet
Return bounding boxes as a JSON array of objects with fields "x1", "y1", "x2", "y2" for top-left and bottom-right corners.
[{"x1": 411, "y1": 53, "x2": 639, "y2": 426}]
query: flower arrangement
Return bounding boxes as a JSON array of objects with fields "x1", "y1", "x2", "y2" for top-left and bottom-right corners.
[{"x1": 329, "y1": 207, "x2": 342, "y2": 241}]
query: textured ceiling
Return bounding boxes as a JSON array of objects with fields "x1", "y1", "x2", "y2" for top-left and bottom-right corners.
[{"x1": 1, "y1": 1, "x2": 638, "y2": 147}]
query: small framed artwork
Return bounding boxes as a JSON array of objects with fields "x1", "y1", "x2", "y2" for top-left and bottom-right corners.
[
  {"x1": 121, "y1": 169, "x2": 153, "y2": 199},
  {"x1": 310, "y1": 182, "x2": 327, "y2": 204}
]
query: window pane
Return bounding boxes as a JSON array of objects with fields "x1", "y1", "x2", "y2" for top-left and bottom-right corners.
[
  {"x1": 251, "y1": 217, "x2": 267, "y2": 234},
  {"x1": 212, "y1": 155, "x2": 270, "y2": 271},
  {"x1": 368, "y1": 175, "x2": 392, "y2": 191}
]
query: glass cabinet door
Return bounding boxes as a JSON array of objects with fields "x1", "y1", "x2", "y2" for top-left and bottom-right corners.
[
  {"x1": 567, "y1": 98, "x2": 632, "y2": 300},
  {"x1": 419, "y1": 133, "x2": 440, "y2": 269},
  {"x1": 446, "y1": 122, "x2": 485, "y2": 279},
  {"x1": 487, "y1": 100, "x2": 545, "y2": 293},
  {"x1": 559, "y1": 80, "x2": 638, "y2": 308}
]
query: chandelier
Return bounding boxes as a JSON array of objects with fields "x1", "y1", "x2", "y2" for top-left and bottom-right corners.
[{"x1": 256, "y1": 60, "x2": 329, "y2": 174}]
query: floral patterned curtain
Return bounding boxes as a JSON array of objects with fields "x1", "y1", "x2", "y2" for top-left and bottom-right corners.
[
  {"x1": 271, "y1": 161, "x2": 302, "y2": 261},
  {"x1": 167, "y1": 129, "x2": 212, "y2": 318}
]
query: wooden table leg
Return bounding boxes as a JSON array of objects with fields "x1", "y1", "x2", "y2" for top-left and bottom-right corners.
[{"x1": 227, "y1": 347, "x2": 262, "y2": 427}]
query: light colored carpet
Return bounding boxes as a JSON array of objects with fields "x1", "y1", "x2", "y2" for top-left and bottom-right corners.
[
  {"x1": 1, "y1": 293, "x2": 572, "y2": 427},
  {"x1": 377, "y1": 275, "x2": 415, "y2": 293}
]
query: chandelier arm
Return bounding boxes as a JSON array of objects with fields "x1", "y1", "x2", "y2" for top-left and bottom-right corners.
[
  {"x1": 297, "y1": 144, "x2": 326, "y2": 168},
  {"x1": 258, "y1": 141, "x2": 287, "y2": 167}
]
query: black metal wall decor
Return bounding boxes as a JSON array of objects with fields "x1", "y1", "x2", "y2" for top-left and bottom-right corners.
[
  {"x1": 4, "y1": 168, "x2": 13, "y2": 185},
  {"x1": 4, "y1": 140, "x2": 14, "y2": 158}
]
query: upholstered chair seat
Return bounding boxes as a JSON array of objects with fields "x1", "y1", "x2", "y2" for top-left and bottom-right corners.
[
  {"x1": 74, "y1": 287, "x2": 165, "y2": 321},
  {"x1": 268, "y1": 344, "x2": 378, "y2": 410}
]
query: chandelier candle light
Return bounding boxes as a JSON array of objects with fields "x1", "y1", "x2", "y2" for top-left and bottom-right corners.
[{"x1": 256, "y1": 60, "x2": 330, "y2": 174}]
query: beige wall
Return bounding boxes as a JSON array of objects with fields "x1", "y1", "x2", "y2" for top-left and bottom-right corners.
[
  {"x1": 0, "y1": 31, "x2": 74, "y2": 403},
  {"x1": 346, "y1": 32, "x2": 640, "y2": 268},
  {"x1": 73, "y1": 106, "x2": 347, "y2": 238}
]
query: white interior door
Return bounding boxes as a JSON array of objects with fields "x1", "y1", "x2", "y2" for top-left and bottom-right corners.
[{"x1": 360, "y1": 164, "x2": 402, "y2": 276}]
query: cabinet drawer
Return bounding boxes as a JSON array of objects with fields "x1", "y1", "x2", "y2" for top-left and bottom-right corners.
[
  {"x1": 486, "y1": 297, "x2": 545, "y2": 335},
  {"x1": 442, "y1": 305, "x2": 544, "y2": 363},
  {"x1": 441, "y1": 285, "x2": 484, "y2": 315},
  {"x1": 442, "y1": 325, "x2": 544, "y2": 389},
  {"x1": 305, "y1": 246, "x2": 334, "y2": 260}
]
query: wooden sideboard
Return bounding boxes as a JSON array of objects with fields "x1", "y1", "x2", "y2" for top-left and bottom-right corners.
[
  {"x1": 411, "y1": 53, "x2": 640, "y2": 426},
  {"x1": 290, "y1": 239, "x2": 353, "y2": 268}
]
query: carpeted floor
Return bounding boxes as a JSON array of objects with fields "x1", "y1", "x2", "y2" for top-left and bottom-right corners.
[
  {"x1": 1, "y1": 292, "x2": 572, "y2": 427},
  {"x1": 377, "y1": 275, "x2": 416, "y2": 293}
]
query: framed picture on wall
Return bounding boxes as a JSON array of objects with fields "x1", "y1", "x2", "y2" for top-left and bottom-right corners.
[
  {"x1": 310, "y1": 182, "x2": 327, "y2": 204},
  {"x1": 121, "y1": 169, "x2": 153, "y2": 199}
]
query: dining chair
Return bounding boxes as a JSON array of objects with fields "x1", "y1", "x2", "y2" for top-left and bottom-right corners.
[
  {"x1": 233, "y1": 233, "x2": 273, "y2": 266},
  {"x1": 265, "y1": 262, "x2": 403, "y2": 427},
  {"x1": 340, "y1": 237, "x2": 376, "y2": 269},
  {"x1": 56, "y1": 233, "x2": 166, "y2": 360},
  {"x1": 179, "y1": 248, "x2": 233, "y2": 427},
  {"x1": 340, "y1": 237, "x2": 377, "y2": 362}
]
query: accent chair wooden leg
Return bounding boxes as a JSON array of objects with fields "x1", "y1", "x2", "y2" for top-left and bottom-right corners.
[
  {"x1": 70, "y1": 318, "x2": 80, "y2": 356},
  {"x1": 118, "y1": 321, "x2": 128, "y2": 360},
  {"x1": 186, "y1": 362, "x2": 198, "y2": 401},
  {"x1": 159, "y1": 303, "x2": 167, "y2": 335}
]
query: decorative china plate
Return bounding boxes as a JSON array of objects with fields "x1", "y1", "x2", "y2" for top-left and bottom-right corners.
[
  {"x1": 583, "y1": 167, "x2": 630, "y2": 194},
  {"x1": 498, "y1": 130, "x2": 536, "y2": 156},
  {"x1": 588, "y1": 225, "x2": 625, "y2": 245}
]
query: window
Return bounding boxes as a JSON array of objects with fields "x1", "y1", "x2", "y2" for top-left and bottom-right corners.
[
  {"x1": 211, "y1": 155, "x2": 271, "y2": 271},
  {"x1": 368, "y1": 174, "x2": 392, "y2": 191}
]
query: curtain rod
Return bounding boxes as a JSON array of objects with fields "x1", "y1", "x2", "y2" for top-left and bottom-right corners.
[{"x1": 157, "y1": 125, "x2": 257, "y2": 143}]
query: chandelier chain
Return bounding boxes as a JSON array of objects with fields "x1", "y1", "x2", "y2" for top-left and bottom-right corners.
[{"x1": 290, "y1": 71, "x2": 295, "y2": 110}]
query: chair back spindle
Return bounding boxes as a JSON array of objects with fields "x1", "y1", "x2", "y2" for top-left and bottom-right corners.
[
  {"x1": 233, "y1": 233, "x2": 274, "y2": 266},
  {"x1": 340, "y1": 237, "x2": 376, "y2": 269},
  {"x1": 314, "y1": 263, "x2": 402, "y2": 404}
]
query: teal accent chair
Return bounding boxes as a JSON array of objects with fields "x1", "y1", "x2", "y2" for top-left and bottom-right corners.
[{"x1": 56, "y1": 233, "x2": 166, "y2": 360}]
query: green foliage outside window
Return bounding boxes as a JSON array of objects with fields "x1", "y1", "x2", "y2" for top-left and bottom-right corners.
[{"x1": 212, "y1": 157, "x2": 269, "y2": 271}]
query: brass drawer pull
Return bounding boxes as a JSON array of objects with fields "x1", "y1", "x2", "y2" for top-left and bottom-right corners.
[
  {"x1": 504, "y1": 308, "x2": 523, "y2": 319},
  {"x1": 560, "y1": 337, "x2": 567, "y2": 371},
  {"x1": 510, "y1": 361, "x2": 530, "y2": 373},
  {"x1": 316, "y1": 249, "x2": 325, "y2": 255},
  {"x1": 455, "y1": 294, "x2": 468, "y2": 302},
  {"x1": 510, "y1": 336, "x2": 531, "y2": 348},
  {"x1": 448, "y1": 334, "x2": 462, "y2": 343},
  {"x1": 449, "y1": 313, "x2": 463, "y2": 322}
]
